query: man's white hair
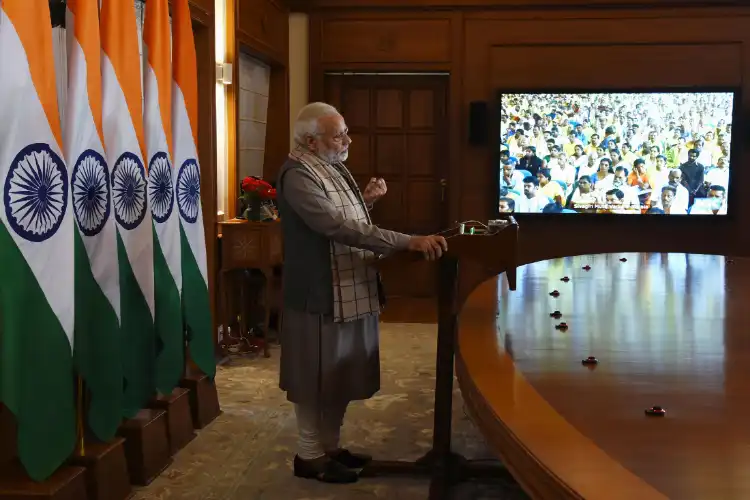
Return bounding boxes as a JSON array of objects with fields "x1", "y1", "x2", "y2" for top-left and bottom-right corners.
[{"x1": 293, "y1": 102, "x2": 341, "y2": 145}]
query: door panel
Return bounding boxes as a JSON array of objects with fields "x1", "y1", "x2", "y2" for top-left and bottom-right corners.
[{"x1": 325, "y1": 74, "x2": 449, "y2": 297}]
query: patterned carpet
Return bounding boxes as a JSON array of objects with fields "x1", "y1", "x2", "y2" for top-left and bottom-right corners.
[{"x1": 131, "y1": 323, "x2": 528, "y2": 500}]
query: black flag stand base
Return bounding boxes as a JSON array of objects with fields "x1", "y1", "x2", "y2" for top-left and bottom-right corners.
[{"x1": 359, "y1": 257, "x2": 518, "y2": 500}]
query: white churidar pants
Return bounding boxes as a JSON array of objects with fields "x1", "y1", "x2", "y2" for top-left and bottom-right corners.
[{"x1": 294, "y1": 402, "x2": 349, "y2": 460}]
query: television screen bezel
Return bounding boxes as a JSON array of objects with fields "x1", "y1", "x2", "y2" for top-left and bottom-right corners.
[{"x1": 494, "y1": 86, "x2": 742, "y2": 219}]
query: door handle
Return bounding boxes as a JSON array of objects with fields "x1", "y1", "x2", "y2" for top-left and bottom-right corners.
[{"x1": 440, "y1": 178, "x2": 447, "y2": 202}]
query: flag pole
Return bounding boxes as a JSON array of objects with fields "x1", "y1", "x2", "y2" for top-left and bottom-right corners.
[
  {"x1": 183, "y1": 325, "x2": 189, "y2": 379},
  {"x1": 76, "y1": 374, "x2": 86, "y2": 457}
]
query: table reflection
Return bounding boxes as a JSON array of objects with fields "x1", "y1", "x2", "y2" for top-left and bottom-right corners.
[{"x1": 496, "y1": 253, "x2": 726, "y2": 381}]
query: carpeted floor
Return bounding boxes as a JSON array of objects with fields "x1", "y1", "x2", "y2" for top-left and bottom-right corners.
[{"x1": 131, "y1": 323, "x2": 528, "y2": 500}]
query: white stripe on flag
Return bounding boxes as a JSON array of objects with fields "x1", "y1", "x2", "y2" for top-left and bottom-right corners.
[
  {"x1": 101, "y1": 54, "x2": 155, "y2": 317},
  {"x1": 172, "y1": 83, "x2": 207, "y2": 282},
  {"x1": 144, "y1": 65, "x2": 182, "y2": 289}
]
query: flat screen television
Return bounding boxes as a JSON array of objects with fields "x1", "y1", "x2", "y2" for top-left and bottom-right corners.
[{"x1": 497, "y1": 89, "x2": 739, "y2": 216}]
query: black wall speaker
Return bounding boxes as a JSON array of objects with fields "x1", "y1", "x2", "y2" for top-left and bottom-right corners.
[
  {"x1": 49, "y1": 0, "x2": 66, "y2": 28},
  {"x1": 468, "y1": 101, "x2": 489, "y2": 146}
]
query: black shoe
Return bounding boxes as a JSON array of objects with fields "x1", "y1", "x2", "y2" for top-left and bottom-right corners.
[
  {"x1": 327, "y1": 449, "x2": 372, "y2": 469},
  {"x1": 293, "y1": 455, "x2": 359, "y2": 483}
]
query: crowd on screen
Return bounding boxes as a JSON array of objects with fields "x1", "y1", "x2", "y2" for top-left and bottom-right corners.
[{"x1": 498, "y1": 93, "x2": 733, "y2": 215}]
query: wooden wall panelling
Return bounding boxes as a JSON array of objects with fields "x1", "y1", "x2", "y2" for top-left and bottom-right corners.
[
  {"x1": 462, "y1": 10, "x2": 750, "y2": 262},
  {"x1": 308, "y1": 11, "x2": 460, "y2": 224},
  {"x1": 309, "y1": 6, "x2": 750, "y2": 271},
  {"x1": 234, "y1": 0, "x2": 289, "y2": 184},
  {"x1": 308, "y1": 12, "x2": 324, "y2": 102},
  {"x1": 265, "y1": 61, "x2": 290, "y2": 182},
  {"x1": 309, "y1": 11, "x2": 455, "y2": 98},
  {"x1": 448, "y1": 12, "x2": 463, "y2": 226},
  {"x1": 489, "y1": 43, "x2": 741, "y2": 89},
  {"x1": 289, "y1": 0, "x2": 748, "y2": 10},
  {"x1": 319, "y1": 19, "x2": 451, "y2": 63},
  {"x1": 236, "y1": 0, "x2": 288, "y2": 65}
]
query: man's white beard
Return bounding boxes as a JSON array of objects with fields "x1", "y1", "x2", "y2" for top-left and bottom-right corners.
[{"x1": 320, "y1": 148, "x2": 348, "y2": 164}]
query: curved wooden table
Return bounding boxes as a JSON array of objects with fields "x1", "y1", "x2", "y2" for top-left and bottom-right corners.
[{"x1": 456, "y1": 252, "x2": 749, "y2": 500}]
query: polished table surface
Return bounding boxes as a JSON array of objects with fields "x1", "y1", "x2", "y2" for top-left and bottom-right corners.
[{"x1": 456, "y1": 253, "x2": 750, "y2": 500}]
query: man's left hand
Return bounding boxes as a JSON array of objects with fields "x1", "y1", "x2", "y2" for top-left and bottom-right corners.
[{"x1": 363, "y1": 177, "x2": 387, "y2": 205}]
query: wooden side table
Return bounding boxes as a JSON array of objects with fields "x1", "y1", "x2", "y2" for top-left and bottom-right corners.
[{"x1": 217, "y1": 219, "x2": 282, "y2": 358}]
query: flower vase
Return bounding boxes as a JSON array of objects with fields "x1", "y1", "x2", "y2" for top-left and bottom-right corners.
[{"x1": 243, "y1": 194, "x2": 262, "y2": 221}]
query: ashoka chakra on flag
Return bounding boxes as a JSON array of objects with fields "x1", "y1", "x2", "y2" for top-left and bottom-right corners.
[
  {"x1": 4, "y1": 143, "x2": 69, "y2": 243},
  {"x1": 177, "y1": 159, "x2": 200, "y2": 224},
  {"x1": 71, "y1": 149, "x2": 111, "y2": 237},
  {"x1": 111, "y1": 151, "x2": 148, "y2": 231},
  {"x1": 148, "y1": 152, "x2": 174, "y2": 224}
]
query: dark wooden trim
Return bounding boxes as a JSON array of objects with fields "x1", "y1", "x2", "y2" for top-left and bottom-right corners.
[
  {"x1": 317, "y1": 63, "x2": 452, "y2": 71},
  {"x1": 289, "y1": 0, "x2": 749, "y2": 11},
  {"x1": 447, "y1": 12, "x2": 462, "y2": 226},
  {"x1": 187, "y1": 0, "x2": 212, "y2": 26},
  {"x1": 236, "y1": 33, "x2": 287, "y2": 69},
  {"x1": 308, "y1": 12, "x2": 325, "y2": 101}
]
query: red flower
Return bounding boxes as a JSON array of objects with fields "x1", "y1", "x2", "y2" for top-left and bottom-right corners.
[
  {"x1": 241, "y1": 176, "x2": 276, "y2": 199},
  {"x1": 241, "y1": 176, "x2": 272, "y2": 193}
]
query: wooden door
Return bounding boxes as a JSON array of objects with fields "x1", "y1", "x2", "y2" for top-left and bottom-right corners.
[{"x1": 324, "y1": 74, "x2": 449, "y2": 297}]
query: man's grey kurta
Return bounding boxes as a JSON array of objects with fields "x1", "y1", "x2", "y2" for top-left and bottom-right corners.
[{"x1": 277, "y1": 158, "x2": 410, "y2": 406}]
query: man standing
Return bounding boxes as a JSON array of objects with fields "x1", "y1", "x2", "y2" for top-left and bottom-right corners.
[
  {"x1": 519, "y1": 145, "x2": 543, "y2": 177},
  {"x1": 277, "y1": 102, "x2": 448, "y2": 484}
]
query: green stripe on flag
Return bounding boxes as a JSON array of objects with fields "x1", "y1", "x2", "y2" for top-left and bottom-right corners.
[
  {"x1": 0, "y1": 221, "x2": 76, "y2": 482},
  {"x1": 117, "y1": 230, "x2": 156, "y2": 417},
  {"x1": 153, "y1": 224, "x2": 184, "y2": 393},
  {"x1": 180, "y1": 224, "x2": 215, "y2": 378},
  {"x1": 73, "y1": 228, "x2": 123, "y2": 441}
]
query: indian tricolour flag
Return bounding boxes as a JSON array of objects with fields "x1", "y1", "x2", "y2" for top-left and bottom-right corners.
[
  {"x1": 64, "y1": 0, "x2": 122, "y2": 442},
  {"x1": 173, "y1": 0, "x2": 215, "y2": 378},
  {"x1": 144, "y1": 0, "x2": 184, "y2": 393},
  {"x1": 0, "y1": 0, "x2": 76, "y2": 481},
  {"x1": 101, "y1": 0, "x2": 156, "y2": 416}
]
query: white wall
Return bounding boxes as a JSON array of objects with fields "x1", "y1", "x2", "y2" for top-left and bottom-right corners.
[{"x1": 237, "y1": 53, "x2": 270, "y2": 180}]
